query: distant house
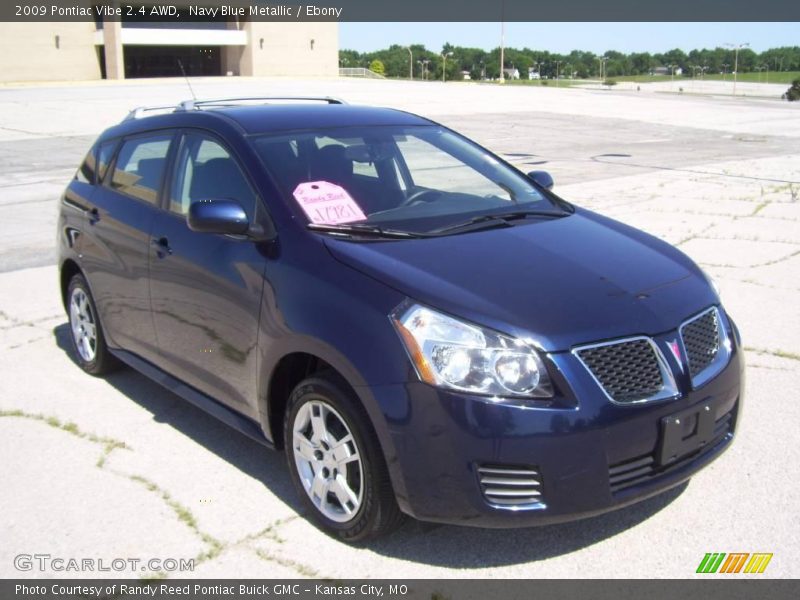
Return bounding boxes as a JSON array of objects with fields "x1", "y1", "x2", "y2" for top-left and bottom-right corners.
[
  {"x1": 461, "y1": 70, "x2": 471, "y2": 80},
  {"x1": 528, "y1": 68, "x2": 541, "y2": 79},
  {"x1": 652, "y1": 66, "x2": 683, "y2": 76},
  {"x1": 503, "y1": 67, "x2": 520, "y2": 80}
]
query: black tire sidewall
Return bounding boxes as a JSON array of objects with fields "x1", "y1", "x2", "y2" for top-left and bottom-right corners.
[{"x1": 284, "y1": 375, "x2": 387, "y2": 542}]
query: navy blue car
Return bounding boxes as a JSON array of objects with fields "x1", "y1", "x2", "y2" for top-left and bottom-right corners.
[{"x1": 58, "y1": 97, "x2": 743, "y2": 541}]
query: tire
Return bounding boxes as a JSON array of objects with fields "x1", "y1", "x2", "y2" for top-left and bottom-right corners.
[
  {"x1": 284, "y1": 373, "x2": 404, "y2": 542},
  {"x1": 66, "y1": 273, "x2": 120, "y2": 376}
]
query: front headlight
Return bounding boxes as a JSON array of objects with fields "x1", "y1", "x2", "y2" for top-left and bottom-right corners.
[{"x1": 391, "y1": 302, "x2": 553, "y2": 398}]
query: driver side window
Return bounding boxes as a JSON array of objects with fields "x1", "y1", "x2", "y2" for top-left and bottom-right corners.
[{"x1": 169, "y1": 133, "x2": 256, "y2": 218}]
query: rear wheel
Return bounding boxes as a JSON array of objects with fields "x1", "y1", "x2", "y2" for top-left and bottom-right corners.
[
  {"x1": 284, "y1": 373, "x2": 404, "y2": 542},
  {"x1": 66, "y1": 274, "x2": 119, "y2": 375}
]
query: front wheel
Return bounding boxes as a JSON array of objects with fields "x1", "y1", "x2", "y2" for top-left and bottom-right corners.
[{"x1": 284, "y1": 374, "x2": 404, "y2": 542}]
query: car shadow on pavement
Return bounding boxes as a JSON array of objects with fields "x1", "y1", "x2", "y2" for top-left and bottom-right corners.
[
  {"x1": 369, "y1": 481, "x2": 687, "y2": 566},
  {"x1": 53, "y1": 323, "x2": 304, "y2": 514},
  {"x1": 55, "y1": 323, "x2": 687, "y2": 567}
]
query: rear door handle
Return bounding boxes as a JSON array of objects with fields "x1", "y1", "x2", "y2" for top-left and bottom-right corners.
[
  {"x1": 87, "y1": 208, "x2": 100, "y2": 225},
  {"x1": 151, "y1": 236, "x2": 172, "y2": 257}
]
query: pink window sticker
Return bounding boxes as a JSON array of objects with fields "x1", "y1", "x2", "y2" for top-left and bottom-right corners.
[{"x1": 293, "y1": 181, "x2": 367, "y2": 225}]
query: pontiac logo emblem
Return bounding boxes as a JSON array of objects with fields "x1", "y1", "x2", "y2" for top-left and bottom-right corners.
[{"x1": 667, "y1": 339, "x2": 683, "y2": 369}]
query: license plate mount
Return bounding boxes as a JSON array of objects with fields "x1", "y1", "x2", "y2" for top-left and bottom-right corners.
[{"x1": 657, "y1": 402, "x2": 716, "y2": 466}]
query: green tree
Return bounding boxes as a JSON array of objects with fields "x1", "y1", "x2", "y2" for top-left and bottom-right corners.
[
  {"x1": 786, "y1": 78, "x2": 800, "y2": 101},
  {"x1": 368, "y1": 59, "x2": 385, "y2": 76}
]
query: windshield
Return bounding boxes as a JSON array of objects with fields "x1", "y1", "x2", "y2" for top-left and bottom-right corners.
[{"x1": 251, "y1": 125, "x2": 564, "y2": 235}]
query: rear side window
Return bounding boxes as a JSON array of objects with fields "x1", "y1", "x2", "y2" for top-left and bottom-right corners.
[
  {"x1": 75, "y1": 146, "x2": 97, "y2": 184},
  {"x1": 110, "y1": 134, "x2": 172, "y2": 204},
  {"x1": 97, "y1": 140, "x2": 117, "y2": 182}
]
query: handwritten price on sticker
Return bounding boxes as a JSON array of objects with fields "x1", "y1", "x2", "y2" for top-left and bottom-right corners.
[{"x1": 293, "y1": 181, "x2": 367, "y2": 225}]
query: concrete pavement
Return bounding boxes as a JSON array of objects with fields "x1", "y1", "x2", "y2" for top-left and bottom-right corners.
[{"x1": 0, "y1": 78, "x2": 798, "y2": 578}]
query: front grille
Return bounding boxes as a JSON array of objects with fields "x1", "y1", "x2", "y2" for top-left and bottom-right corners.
[
  {"x1": 608, "y1": 409, "x2": 734, "y2": 494},
  {"x1": 681, "y1": 308, "x2": 721, "y2": 379},
  {"x1": 477, "y1": 464, "x2": 544, "y2": 508},
  {"x1": 574, "y1": 338, "x2": 670, "y2": 403}
]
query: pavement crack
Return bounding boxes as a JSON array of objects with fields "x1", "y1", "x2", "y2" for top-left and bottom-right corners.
[
  {"x1": 235, "y1": 514, "x2": 301, "y2": 546},
  {"x1": 674, "y1": 223, "x2": 719, "y2": 247},
  {"x1": 0, "y1": 409, "x2": 225, "y2": 579},
  {"x1": 743, "y1": 346, "x2": 800, "y2": 362},
  {"x1": 0, "y1": 312, "x2": 63, "y2": 331},
  {"x1": 0, "y1": 409, "x2": 128, "y2": 464},
  {"x1": 125, "y1": 474, "x2": 226, "y2": 572},
  {"x1": 253, "y1": 548, "x2": 320, "y2": 578},
  {"x1": 699, "y1": 247, "x2": 800, "y2": 268}
]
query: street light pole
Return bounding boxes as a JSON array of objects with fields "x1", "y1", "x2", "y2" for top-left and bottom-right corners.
[
  {"x1": 418, "y1": 59, "x2": 429, "y2": 81},
  {"x1": 499, "y1": 0, "x2": 505, "y2": 83},
  {"x1": 441, "y1": 51, "x2": 453, "y2": 83},
  {"x1": 554, "y1": 60, "x2": 562, "y2": 87},
  {"x1": 598, "y1": 56, "x2": 608, "y2": 86},
  {"x1": 725, "y1": 42, "x2": 749, "y2": 96}
]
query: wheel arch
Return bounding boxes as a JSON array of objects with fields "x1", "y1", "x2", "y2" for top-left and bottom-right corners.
[
  {"x1": 261, "y1": 339, "x2": 375, "y2": 449},
  {"x1": 59, "y1": 258, "x2": 82, "y2": 310}
]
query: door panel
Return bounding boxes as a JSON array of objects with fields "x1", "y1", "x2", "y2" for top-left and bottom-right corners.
[
  {"x1": 79, "y1": 133, "x2": 172, "y2": 361},
  {"x1": 148, "y1": 132, "x2": 265, "y2": 416}
]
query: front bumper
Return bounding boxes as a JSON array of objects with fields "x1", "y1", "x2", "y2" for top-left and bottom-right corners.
[{"x1": 368, "y1": 323, "x2": 744, "y2": 528}]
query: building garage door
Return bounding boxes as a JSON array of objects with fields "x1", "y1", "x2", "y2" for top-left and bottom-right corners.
[{"x1": 123, "y1": 46, "x2": 221, "y2": 78}]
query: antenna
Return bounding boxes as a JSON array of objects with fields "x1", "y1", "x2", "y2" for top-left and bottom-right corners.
[{"x1": 177, "y1": 59, "x2": 197, "y2": 102}]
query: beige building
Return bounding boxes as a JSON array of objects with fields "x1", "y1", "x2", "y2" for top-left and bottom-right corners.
[{"x1": 0, "y1": 19, "x2": 338, "y2": 82}]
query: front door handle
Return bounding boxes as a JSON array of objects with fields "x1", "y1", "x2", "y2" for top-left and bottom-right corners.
[
  {"x1": 88, "y1": 207, "x2": 100, "y2": 225},
  {"x1": 151, "y1": 236, "x2": 172, "y2": 257}
]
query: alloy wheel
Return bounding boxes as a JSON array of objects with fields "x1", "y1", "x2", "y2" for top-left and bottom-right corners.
[
  {"x1": 69, "y1": 287, "x2": 97, "y2": 363},
  {"x1": 292, "y1": 399, "x2": 364, "y2": 523}
]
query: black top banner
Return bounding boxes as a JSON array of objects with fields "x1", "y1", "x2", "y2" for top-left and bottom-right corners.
[{"x1": 3, "y1": 0, "x2": 800, "y2": 22}]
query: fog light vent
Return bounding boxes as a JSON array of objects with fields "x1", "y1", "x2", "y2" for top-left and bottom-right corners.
[{"x1": 477, "y1": 464, "x2": 545, "y2": 510}]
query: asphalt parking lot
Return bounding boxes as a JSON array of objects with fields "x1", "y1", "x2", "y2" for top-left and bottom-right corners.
[{"x1": 1, "y1": 77, "x2": 798, "y2": 579}]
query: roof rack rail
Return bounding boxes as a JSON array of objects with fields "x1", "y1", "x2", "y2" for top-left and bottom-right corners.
[
  {"x1": 123, "y1": 105, "x2": 181, "y2": 121},
  {"x1": 177, "y1": 96, "x2": 347, "y2": 112}
]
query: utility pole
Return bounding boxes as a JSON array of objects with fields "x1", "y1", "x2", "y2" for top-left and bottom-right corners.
[
  {"x1": 598, "y1": 56, "x2": 608, "y2": 86},
  {"x1": 499, "y1": 0, "x2": 506, "y2": 84},
  {"x1": 418, "y1": 59, "x2": 429, "y2": 81},
  {"x1": 725, "y1": 42, "x2": 749, "y2": 96},
  {"x1": 406, "y1": 47, "x2": 413, "y2": 81},
  {"x1": 554, "y1": 60, "x2": 562, "y2": 87},
  {"x1": 441, "y1": 51, "x2": 453, "y2": 83}
]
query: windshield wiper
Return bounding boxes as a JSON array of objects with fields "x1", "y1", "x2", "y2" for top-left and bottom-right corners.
[
  {"x1": 429, "y1": 210, "x2": 568, "y2": 236},
  {"x1": 307, "y1": 222, "x2": 423, "y2": 239}
]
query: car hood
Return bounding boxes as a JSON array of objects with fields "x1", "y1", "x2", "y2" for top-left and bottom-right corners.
[{"x1": 324, "y1": 208, "x2": 717, "y2": 351}]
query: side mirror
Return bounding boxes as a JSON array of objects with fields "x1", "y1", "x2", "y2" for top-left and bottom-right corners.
[
  {"x1": 188, "y1": 199, "x2": 249, "y2": 236},
  {"x1": 528, "y1": 170, "x2": 554, "y2": 190}
]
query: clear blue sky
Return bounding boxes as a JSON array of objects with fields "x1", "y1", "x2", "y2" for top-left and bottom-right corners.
[{"x1": 339, "y1": 22, "x2": 799, "y2": 53}]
